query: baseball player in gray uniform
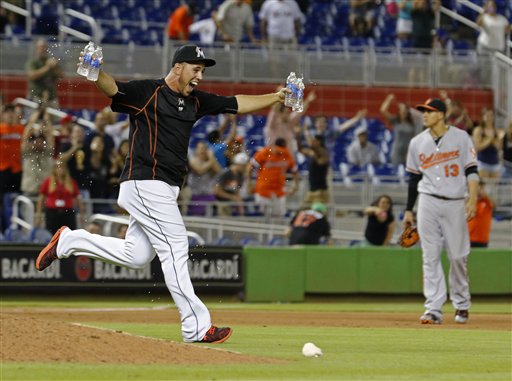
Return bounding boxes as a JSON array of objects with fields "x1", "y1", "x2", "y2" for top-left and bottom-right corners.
[
  {"x1": 35, "y1": 45, "x2": 291, "y2": 343},
  {"x1": 403, "y1": 98, "x2": 479, "y2": 325}
]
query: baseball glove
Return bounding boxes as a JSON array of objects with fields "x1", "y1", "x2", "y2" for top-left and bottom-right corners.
[{"x1": 399, "y1": 225, "x2": 419, "y2": 248}]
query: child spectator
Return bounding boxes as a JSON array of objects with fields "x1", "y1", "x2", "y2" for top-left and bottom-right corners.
[
  {"x1": 288, "y1": 202, "x2": 332, "y2": 245},
  {"x1": 468, "y1": 181, "x2": 495, "y2": 248}
]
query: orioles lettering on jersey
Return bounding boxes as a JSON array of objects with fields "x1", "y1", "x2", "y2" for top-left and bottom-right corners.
[{"x1": 419, "y1": 149, "x2": 460, "y2": 170}]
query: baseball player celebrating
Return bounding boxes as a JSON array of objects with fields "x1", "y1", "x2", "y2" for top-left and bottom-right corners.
[
  {"x1": 36, "y1": 44, "x2": 291, "y2": 343},
  {"x1": 403, "y1": 98, "x2": 479, "y2": 325}
]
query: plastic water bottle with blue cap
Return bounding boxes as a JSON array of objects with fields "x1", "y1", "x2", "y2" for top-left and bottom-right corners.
[
  {"x1": 87, "y1": 46, "x2": 103, "y2": 81},
  {"x1": 292, "y1": 75, "x2": 305, "y2": 112},
  {"x1": 284, "y1": 72, "x2": 297, "y2": 108},
  {"x1": 77, "y1": 41, "x2": 95, "y2": 77}
]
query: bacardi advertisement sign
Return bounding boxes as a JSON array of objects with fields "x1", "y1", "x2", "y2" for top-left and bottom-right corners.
[{"x1": 0, "y1": 245, "x2": 243, "y2": 292}]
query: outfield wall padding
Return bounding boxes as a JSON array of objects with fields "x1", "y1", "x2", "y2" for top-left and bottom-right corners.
[{"x1": 244, "y1": 247, "x2": 511, "y2": 302}]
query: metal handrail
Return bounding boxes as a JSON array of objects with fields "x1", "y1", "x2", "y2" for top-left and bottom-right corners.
[
  {"x1": 0, "y1": 0, "x2": 31, "y2": 35},
  {"x1": 13, "y1": 97, "x2": 96, "y2": 129},
  {"x1": 88, "y1": 213, "x2": 207, "y2": 245},
  {"x1": 10, "y1": 195, "x2": 34, "y2": 230},
  {"x1": 59, "y1": 8, "x2": 101, "y2": 44}
]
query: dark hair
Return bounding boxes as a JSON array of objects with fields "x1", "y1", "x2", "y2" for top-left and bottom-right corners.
[
  {"x1": 3, "y1": 104, "x2": 15, "y2": 112},
  {"x1": 314, "y1": 134, "x2": 325, "y2": 147},
  {"x1": 275, "y1": 137, "x2": 286, "y2": 147},
  {"x1": 372, "y1": 194, "x2": 394, "y2": 218},
  {"x1": 207, "y1": 130, "x2": 220, "y2": 144}
]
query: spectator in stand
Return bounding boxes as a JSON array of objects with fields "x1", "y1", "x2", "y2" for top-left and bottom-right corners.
[
  {"x1": 299, "y1": 127, "x2": 330, "y2": 207},
  {"x1": 251, "y1": 137, "x2": 299, "y2": 217},
  {"x1": 349, "y1": 0, "x2": 377, "y2": 37},
  {"x1": 35, "y1": 160, "x2": 85, "y2": 234},
  {"x1": 501, "y1": 120, "x2": 512, "y2": 178},
  {"x1": 259, "y1": 0, "x2": 303, "y2": 47},
  {"x1": 188, "y1": 141, "x2": 222, "y2": 216},
  {"x1": 84, "y1": 110, "x2": 115, "y2": 164},
  {"x1": 225, "y1": 135, "x2": 246, "y2": 166},
  {"x1": 264, "y1": 90, "x2": 316, "y2": 154},
  {"x1": 347, "y1": 125, "x2": 382, "y2": 166},
  {"x1": 467, "y1": 181, "x2": 495, "y2": 248},
  {"x1": 476, "y1": 0, "x2": 511, "y2": 55},
  {"x1": 439, "y1": 90, "x2": 473, "y2": 132},
  {"x1": 103, "y1": 107, "x2": 130, "y2": 150},
  {"x1": 85, "y1": 221, "x2": 102, "y2": 235},
  {"x1": 409, "y1": 0, "x2": 439, "y2": 83},
  {"x1": 54, "y1": 114, "x2": 74, "y2": 156},
  {"x1": 86, "y1": 135, "x2": 112, "y2": 212},
  {"x1": 25, "y1": 38, "x2": 63, "y2": 108},
  {"x1": 216, "y1": 0, "x2": 257, "y2": 44},
  {"x1": 207, "y1": 114, "x2": 238, "y2": 168},
  {"x1": 380, "y1": 93, "x2": 422, "y2": 165},
  {"x1": 396, "y1": 0, "x2": 414, "y2": 41},
  {"x1": 60, "y1": 124, "x2": 89, "y2": 192},
  {"x1": 0, "y1": 104, "x2": 24, "y2": 196},
  {"x1": 288, "y1": 202, "x2": 332, "y2": 245},
  {"x1": 410, "y1": 0, "x2": 439, "y2": 50},
  {"x1": 109, "y1": 139, "x2": 129, "y2": 199},
  {"x1": 20, "y1": 108, "x2": 54, "y2": 198},
  {"x1": 189, "y1": 9, "x2": 218, "y2": 45},
  {"x1": 214, "y1": 151, "x2": 250, "y2": 216},
  {"x1": 167, "y1": 2, "x2": 197, "y2": 42},
  {"x1": 472, "y1": 108, "x2": 501, "y2": 180},
  {"x1": 363, "y1": 194, "x2": 396, "y2": 246},
  {"x1": 117, "y1": 224, "x2": 128, "y2": 239}
]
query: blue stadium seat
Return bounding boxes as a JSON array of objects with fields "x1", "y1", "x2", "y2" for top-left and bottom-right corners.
[{"x1": 30, "y1": 228, "x2": 53, "y2": 244}]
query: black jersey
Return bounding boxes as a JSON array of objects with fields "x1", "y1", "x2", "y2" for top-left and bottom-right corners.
[{"x1": 110, "y1": 79, "x2": 238, "y2": 187}]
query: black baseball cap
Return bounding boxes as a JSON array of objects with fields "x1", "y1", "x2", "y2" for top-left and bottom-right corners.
[
  {"x1": 171, "y1": 45, "x2": 216, "y2": 67},
  {"x1": 416, "y1": 98, "x2": 447, "y2": 113}
]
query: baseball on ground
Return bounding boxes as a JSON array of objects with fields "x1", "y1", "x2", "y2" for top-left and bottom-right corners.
[{"x1": 302, "y1": 342, "x2": 323, "y2": 357}]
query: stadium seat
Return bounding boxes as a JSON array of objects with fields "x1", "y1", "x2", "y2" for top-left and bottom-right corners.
[{"x1": 29, "y1": 228, "x2": 53, "y2": 244}]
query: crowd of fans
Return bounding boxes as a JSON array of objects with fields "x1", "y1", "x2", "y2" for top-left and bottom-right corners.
[{"x1": 1, "y1": 0, "x2": 511, "y2": 246}]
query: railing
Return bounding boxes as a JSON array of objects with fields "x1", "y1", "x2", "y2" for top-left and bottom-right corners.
[
  {"x1": 492, "y1": 52, "x2": 512, "y2": 124},
  {"x1": 13, "y1": 97, "x2": 96, "y2": 129},
  {"x1": 10, "y1": 195, "x2": 34, "y2": 230},
  {"x1": 0, "y1": 0, "x2": 32, "y2": 36},
  {"x1": 59, "y1": 8, "x2": 102, "y2": 44},
  {"x1": 88, "y1": 213, "x2": 206, "y2": 246}
]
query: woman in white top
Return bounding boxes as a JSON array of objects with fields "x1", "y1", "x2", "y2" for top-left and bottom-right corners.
[{"x1": 476, "y1": 0, "x2": 510, "y2": 55}]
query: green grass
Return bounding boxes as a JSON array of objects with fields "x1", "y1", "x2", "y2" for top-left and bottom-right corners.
[
  {"x1": 3, "y1": 324, "x2": 511, "y2": 381},
  {"x1": 2, "y1": 296, "x2": 511, "y2": 381}
]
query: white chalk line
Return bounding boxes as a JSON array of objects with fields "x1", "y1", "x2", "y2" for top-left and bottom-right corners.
[{"x1": 71, "y1": 322, "x2": 244, "y2": 354}]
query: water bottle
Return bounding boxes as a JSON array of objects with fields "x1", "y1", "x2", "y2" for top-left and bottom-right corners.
[
  {"x1": 87, "y1": 46, "x2": 103, "y2": 81},
  {"x1": 77, "y1": 41, "x2": 95, "y2": 77},
  {"x1": 292, "y1": 76, "x2": 305, "y2": 112},
  {"x1": 284, "y1": 72, "x2": 297, "y2": 108}
]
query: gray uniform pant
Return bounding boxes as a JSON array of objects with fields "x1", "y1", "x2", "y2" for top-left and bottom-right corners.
[
  {"x1": 417, "y1": 194, "x2": 471, "y2": 316},
  {"x1": 56, "y1": 180, "x2": 211, "y2": 342}
]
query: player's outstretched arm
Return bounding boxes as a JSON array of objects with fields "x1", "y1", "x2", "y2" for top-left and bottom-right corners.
[
  {"x1": 95, "y1": 70, "x2": 118, "y2": 98},
  {"x1": 235, "y1": 88, "x2": 287, "y2": 114}
]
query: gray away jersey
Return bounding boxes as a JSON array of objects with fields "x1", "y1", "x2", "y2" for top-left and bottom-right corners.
[{"x1": 406, "y1": 126, "x2": 478, "y2": 199}]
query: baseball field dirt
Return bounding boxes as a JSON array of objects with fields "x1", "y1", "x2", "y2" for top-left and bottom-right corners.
[{"x1": 1, "y1": 307, "x2": 510, "y2": 365}]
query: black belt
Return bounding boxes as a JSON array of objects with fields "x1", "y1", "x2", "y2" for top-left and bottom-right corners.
[{"x1": 424, "y1": 193, "x2": 464, "y2": 201}]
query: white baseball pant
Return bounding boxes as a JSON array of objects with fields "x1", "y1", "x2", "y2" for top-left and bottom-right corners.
[
  {"x1": 55, "y1": 180, "x2": 211, "y2": 342},
  {"x1": 417, "y1": 194, "x2": 471, "y2": 316}
]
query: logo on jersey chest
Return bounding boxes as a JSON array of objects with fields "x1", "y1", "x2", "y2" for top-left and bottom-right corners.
[
  {"x1": 419, "y1": 149, "x2": 459, "y2": 169},
  {"x1": 178, "y1": 98, "x2": 185, "y2": 112}
]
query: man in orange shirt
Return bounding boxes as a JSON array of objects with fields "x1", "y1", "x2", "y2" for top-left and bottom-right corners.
[
  {"x1": 468, "y1": 181, "x2": 495, "y2": 248},
  {"x1": 0, "y1": 104, "x2": 24, "y2": 194},
  {"x1": 251, "y1": 137, "x2": 299, "y2": 217},
  {"x1": 0, "y1": 103, "x2": 24, "y2": 230},
  {"x1": 167, "y1": 3, "x2": 197, "y2": 41}
]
